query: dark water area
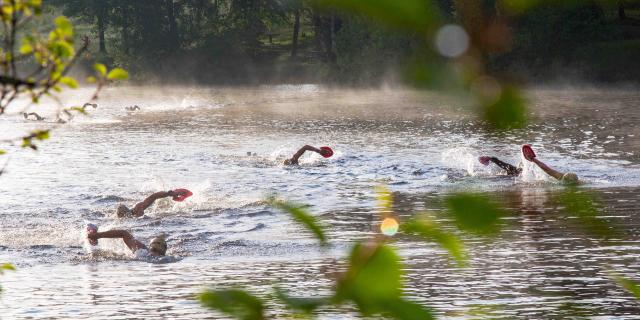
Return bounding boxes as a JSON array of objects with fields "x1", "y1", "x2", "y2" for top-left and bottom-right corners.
[{"x1": 0, "y1": 86, "x2": 639, "y2": 318}]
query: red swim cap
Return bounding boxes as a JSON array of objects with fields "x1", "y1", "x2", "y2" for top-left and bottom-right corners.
[
  {"x1": 522, "y1": 144, "x2": 536, "y2": 161},
  {"x1": 478, "y1": 156, "x2": 491, "y2": 166},
  {"x1": 172, "y1": 188, "x2": 193, "y2": 202},
  {"x1": 320, "y1": 146, "x2": 333, "y2": 158}
]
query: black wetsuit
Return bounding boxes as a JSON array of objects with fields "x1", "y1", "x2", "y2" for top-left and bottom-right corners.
[{"x1": 488, "y1": 157, "x2": 521, "y2": 176}]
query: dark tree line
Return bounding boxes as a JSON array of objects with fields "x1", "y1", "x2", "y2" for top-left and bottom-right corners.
[{"x1": 50, "y1": 0, "x2": 640, "y2": 84}]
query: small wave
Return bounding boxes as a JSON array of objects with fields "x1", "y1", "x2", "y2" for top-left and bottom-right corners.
[
  {"x1": 28, "y1": 244, "x2": 56, "y2": 250},
  {"x1": 244, "y1": 223, "x2": 266, "y2": 232},
  {"x1": 92, "y1": 195, "x2": 128, "y2": 203}
]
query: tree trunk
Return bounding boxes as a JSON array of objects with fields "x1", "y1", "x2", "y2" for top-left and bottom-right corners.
[
  {"x1": 166, "y1": 0, "x2": 179, "y2": 47},
  {"x1": 619, "y1": 1, "x2": 627, "y2": 19},
  {"x1": 121, "y1": 7, "x2": 130, "y2": 54},
  {"x1": 291, "y1": 8, "x2": 300, "y2": 58},
  {"x1": 97, "y1": 7, "x2": 107, "y2": 53}
]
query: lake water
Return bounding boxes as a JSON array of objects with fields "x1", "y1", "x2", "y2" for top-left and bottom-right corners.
[{"x1": 1, "y1": 85, "x2": 639, "y2": 319}]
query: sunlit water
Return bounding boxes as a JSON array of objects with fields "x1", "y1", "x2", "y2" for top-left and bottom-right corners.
[{"x1": 1, "y1": 85, "x2": 639, "y2": 319}]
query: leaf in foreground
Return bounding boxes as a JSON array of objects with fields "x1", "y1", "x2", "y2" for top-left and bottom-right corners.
[
  {"x1": 335, "y1": 243, "x2": 434, "y2": 319},
  {"x1": 445, "y1": 193, "x2": 505, "y2": 236},
  {"x1": 199, "y1": 289, "x2": 265, "y2": 320},
  {"x1": 402, "y1": 217, "x2": 467, "y2": 267},
  {"x1": 269, "y1": 198, "x2": 328, "y2": 246},
  {"x1": 611, "y1": 274, "x2": 640, "y2": 300},
  {"x1": 483, "y1": 86, "x2": 527, "y2": 130},
  {"x1": 274, "y1": 287, "x2": 329, "y2": 313}
]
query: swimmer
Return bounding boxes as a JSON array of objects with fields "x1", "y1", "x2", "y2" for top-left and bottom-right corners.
[
  {"x1": 522, "y1": 144, "x2": 580, "y2": 185},
  {"x1": 87, "y1": 228, "x2": 167, "y2": 257},
  {"x1": 125, "y1": 105, "x2": 140, "y2": 111},
  {"x1": 284, "y1": 145, "x2": 333, "y2": 165},
  {"x1": 479, "y1": 145, "x2": 579, "y2": 184},
  {"x1": 116, "y1": 189, "x2": 192, "y2": 218},
  {"x1": 23, "y1": 112, "x2": 45, "y2": 121}
]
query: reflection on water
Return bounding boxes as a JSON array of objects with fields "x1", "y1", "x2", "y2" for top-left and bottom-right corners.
[{"x1": 1, "y1": 86, "x2": 639, "y2": 318}]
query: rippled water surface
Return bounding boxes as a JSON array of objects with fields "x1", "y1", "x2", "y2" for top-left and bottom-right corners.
[{"x1": 1, "y1": 86, "x2": 639, "y2": 319}]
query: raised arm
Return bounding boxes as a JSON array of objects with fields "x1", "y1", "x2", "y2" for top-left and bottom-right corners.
[
  {"x1": 131, "y1": 191, "x2": 173, "y2": 217},
  {"x1": 532, "y1": 158, "x2": 564, "y2": 180},
  {"x1": 286, "y1": 145, "x2": 321, "y2": 165},
  {"x1": 88, "y1": 229, "x2": 146, "y2": 252}
]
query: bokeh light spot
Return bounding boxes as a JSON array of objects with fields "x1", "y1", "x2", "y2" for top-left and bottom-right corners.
[
  {"x1": 435, "y1": 24, "x2": 469, "y2": 58},
  {"x1": 381, "y1": 217, "x2": 399, "y2": 236}
]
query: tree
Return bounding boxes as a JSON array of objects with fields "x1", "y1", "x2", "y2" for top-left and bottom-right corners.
[
  {"x1": 52, "y1": 0, "x2": 112, "y2": 54},
  {"x1": 0, "y1": 0, "x2": 128, "y2": 161}
]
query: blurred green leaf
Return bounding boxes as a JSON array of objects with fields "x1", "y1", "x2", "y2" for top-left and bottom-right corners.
[
  {"x1": 94, "y1": 63, "x2": 107, "y2": 76},
  {"x1": 336, "y1": 243, "x2": 434, "y2": 319},
  {"x1": 0, "y1": 263, "x2": 14, "y2": 272},
  {"x1": 483, "y1": 86, "x2": 527, "y2": 130},
  {"x1": 556, "y1": 188, "x2": 617, "y2": 238},
  {"x1": 402, "y1": 217, "x2": 467, "y2": 267},
  {"x1": 336, "y1": 243, "x2": 402, "y2": 313},
  {"x1": 0, "y1": 150, "x2": 6, "y2": 155},
  {"x1": 317, "y1": 0, "x2": 438, "y2": 32},
  {"x1": 269, "y1": 198, "x2": 328, "y2": 246},
  {"x1": 199, "y1": 289, "x2": 265, "y2": 320},
  {"x1": 375, "y1": 185, "x2": 393, "y2": 212},
  {"x1": 54, "y1": 16, "x2": 73, "y2": 37},
  {"x1": 274, "y1": 287, "x2": 329, "y2": 313},
  {"x1": 86, "y1": 76, "x2": 97, "y2": 84},
  {"x1": 59, "y1": 76, "x2": 78, "y2": 89},
  {"x1": 19, "y1": 43, "x2": 33, "y2": 55},
  {"x1": 33, "y1": 130, "x2": 49, "y2": 141},
  {"x1": 107, "y1": 68, "x2": 129, "y2": 80},
  {"x1": 69, "y1": 106, "x2": 87, "y2": 114},
  {"x1": 612, "y1": 274, "x2": 640, "y2": 300},
  {"x1": 445, "y1": 193, "x2": 505, "y2": 235},
  {"x1": 380, "y1": 298, "x2": 435, "y2": 320}
]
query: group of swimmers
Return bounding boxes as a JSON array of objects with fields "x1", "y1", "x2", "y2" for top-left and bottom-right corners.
[{"x1": 86, "y1": 143, "x2": 578, "y2": 259}]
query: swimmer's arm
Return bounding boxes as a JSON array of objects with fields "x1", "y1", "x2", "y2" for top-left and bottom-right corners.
[
  {"x1": 489, "y1": 157, "x2": 521, "y2": 175},
  {"x1": 131, "y1": 191, "x2": 173, "y2": 217},
  {"x1": 287, "y1": 145, "x2": 321, "y2": 165},
  {"x1": 88, "y1": 230, "x2": 146, "y2": 252},
  {"x1": 532, "y1": 158, "x2": 564, "y2": 180}
]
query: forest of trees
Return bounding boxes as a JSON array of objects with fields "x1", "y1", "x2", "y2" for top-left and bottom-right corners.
[{"x1": 48, "y1": 0, "x2": 640, "y2": 85}]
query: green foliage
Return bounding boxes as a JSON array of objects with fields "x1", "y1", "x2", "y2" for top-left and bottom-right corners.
[
  {"x1": 612, "y1": 274, "x2": 640, "y2": 300},
  {"x1": 482, "y1": 86, "x2": 527, "y2": 130},
  {"x1": 20, "y1": 129, "x2": 50, "y2": 150},
  {"x1": 274, "y1": 287, "x2": 329, "y2": 314},
  {"x1": 0, "y1": 263, "x2": 15, "y2": 294},
  {"x1": 199, "y1": 289, "x2": 266, "y2": 320},
  {"x1": 107, "y1": 68, "x2": 129, "y2": 80},
  {"x1": 60, "y1": 76, "x2": 78, "y2": 89},
  {"x1": 0, "y1": 263, "x2": 15, "y2": 273},
  {"x1": 402, "y1": 216, "x2": 467, "y2": 267},
  {"x1": 335, "y1": 243, "x2": 434, "y2": 319},
  {"x1": 445, "y1": 193, "x2": 506, "y2": 235},
  {"x1": 318, "y1": 0, "x2": 439, "y2": 32},
  {"x1": 268, "y1": 197, "x2": 328, "y2": 246},
  {"x1": 94, "y1": 63, "x2": 107, "y2": 76},
  {"x1": 0, "y1": 1, "x2": 128, "y2": 158}
]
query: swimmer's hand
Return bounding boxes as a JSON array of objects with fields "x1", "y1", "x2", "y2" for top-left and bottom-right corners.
[{"x1": 522, "y1": 144, "x2": 536, "y2": 161}]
